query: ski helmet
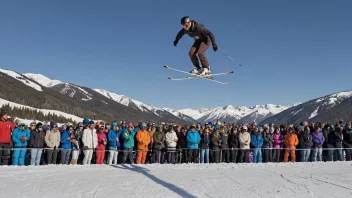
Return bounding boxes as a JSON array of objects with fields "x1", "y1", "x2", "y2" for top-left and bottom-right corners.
[{"x1": 181, "y1": 16, "x2": 191, "y2": 25}]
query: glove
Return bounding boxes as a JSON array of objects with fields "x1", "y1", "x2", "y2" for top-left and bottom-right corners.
[
  {"x1": 54, "y1": 146, "x2": 57, "y2": 150},
  {"x1": 20, "y1": 135, "x2": 25, "y2": 142},
  {"x1": 173, "y1": 40, "x2": 178, "y2": 46},
  {"x1": 84, "y1": 146, "x2": 88, "y2": 150},
  {"x1": 213, "y1": 44, "x2": 218, "y2": 51}
]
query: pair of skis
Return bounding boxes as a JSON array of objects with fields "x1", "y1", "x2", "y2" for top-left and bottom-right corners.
[{"x1": 164, "y1": 65, "x2": 233, "y2": 85}]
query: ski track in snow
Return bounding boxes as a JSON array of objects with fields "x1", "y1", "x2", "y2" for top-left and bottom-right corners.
[{"x1": 0, "y1": 162, "x2": 352, "y2": 198}]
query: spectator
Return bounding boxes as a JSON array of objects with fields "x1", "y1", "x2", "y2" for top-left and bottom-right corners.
[
  {"x1": 228, "y1": 128, "x2": 239, "y2": 163},
  {"x1": 165, "y1": 125, "x2": 178, "y2": 164},
  {"x1": 45, "y1": 121, "x2": 61, "y2": 164},
  {"x1": 187, "y1": 125, "x2": 200, "y2": 163},
  {"x1": 96, "y1": 125, "x2": 107, "y2": 164},
  {"x1": 312, "y1": 125, "x2": 325, "y2": 162},
  {"x1": 262, "y1": 127, "x2": 273, "y2": 163},
  {"x1": 0, "y1": 109, "x2": 13, "y2": 165},
  {"x1": 251, "y1": 127, "x2": 263, "y2": 163},
  {"x1": 12, "y1": 122, "x2": 30, "y2": 166},
  {"x1": 122, "y1": 123, "x2": 137, "y2": 164},
  {"x1": 107, "y1": 122, "x2": 120, "y2": 165},
  {"x1": 82, "y1": 121, "x2": 98, "y2": 165},
  {"x1": 60, "y1": 126, "x2": 72, "y2": 165},
  {"x1": 343, "y1": 122, "x2": 352, "y2": 161},
  {"x1": 220, "y1": 126, "x2": 230, "y2": 163},
  {"x1": 299, "y1": 127, "x2": 313, "y2": 162},
  {"x1": 200, "y1": 128, "x2": 210, "y2": 163},
  {"x1": 283, "y1": 127, "x2": 299, "y2": 162},
  {"x1": 273, "y1": 128, "x2": 283, "y2": 162},
  {"x1": 239, "y1": 126, "x2": 250, "y2": 163},
  {"x1": 29, "y1": 122, "x2": 45, "y2": 166},
  {"x1": 153, "y1": 125, "x2": 165, "y2": 164},
  {"x1": 136, "y1": 123, "x2": 150, "y2": 164}
]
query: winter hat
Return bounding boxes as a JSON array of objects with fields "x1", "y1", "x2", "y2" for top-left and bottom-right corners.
[
  {"x1": 83, "y1": 118, "x2": 90, "y2": 125},
  {"x1": 242, "y1": 125, "x2": 247, "y2": 130},
  {"x1": 89, "y1": 120, "x2": 95, "y2": 125},
  {"x1": 215, "y1": 125, "x2": 220, "y2": 129},
  {"x1": 207, "y1": 122, "x2": 212, "y2": 126},
  {"x1": 36, "y1": 122, "x2": 43, "y2": 129},
  {"x1": 50, "y1": 120, "x2": 57, "y2": 128},
  {"x1": 111, "y1": 122, "x2": 118, "y2": 128}
]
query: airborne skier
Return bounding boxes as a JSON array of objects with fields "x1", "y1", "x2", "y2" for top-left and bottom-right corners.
[{"x1": 173, "y1": 16, "x2": 218, "y2": 76}]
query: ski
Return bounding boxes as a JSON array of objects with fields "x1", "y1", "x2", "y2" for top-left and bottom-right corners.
[
  {"x1": 164, "y1": 65, "x2": 233, "y2": 77},
  {"x1": 164, "y1": 65, "x2": 231, "y2": 84},
  {"x1": 168, "y1": 75, "x2": 229, "y2": 85}
]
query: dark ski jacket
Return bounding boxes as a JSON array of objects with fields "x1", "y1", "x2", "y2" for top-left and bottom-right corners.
[
  {"x1": 343, "y1": 129, "x2": 352, "y2": 148},
  {"x1": 175, "y1": 20, "x2": 216, "y2": 44},
  {"x1": 263, "y1": 132, "x2": 274, "y2": 148},
  {"x1": 299, "y1": 131, "x2": 313, "y2": 149},
  {"x1": 220, "y1": 132, "x2": 229, "y2": 149},
  {"x1": 29, "y1": 130, "x2": 45, "y2": 148},
  {"x1": 200, "y1": 133, "x2": 210, "y2": 149},
  {"x1": 228, "y1": 132, "x2": 239, "y2": 149}
]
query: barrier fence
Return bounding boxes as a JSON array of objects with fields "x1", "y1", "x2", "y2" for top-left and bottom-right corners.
[{"x1": 1, "y1": 147, "x2": 350, "y2": 165}]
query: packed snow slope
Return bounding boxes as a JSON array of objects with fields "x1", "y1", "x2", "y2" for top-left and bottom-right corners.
[{"x1": 1, "y1": 162, "x2": 352, "y2": 198}]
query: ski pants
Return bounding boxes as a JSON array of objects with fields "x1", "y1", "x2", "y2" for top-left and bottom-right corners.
[
  {"x1": 123, "y1": 148, "x2": 134, "y2": 164},
  {"x1": 253, "y1": 148, "x2": 262, "y2": 163},
  {"x1": 108, "y1": 148, "x2": 118, "y2": 165},
  {"x1": 189, "y1": 37, "x2": 211, "y2": 69},
  {"x1": 60, "y1": 149, "x2": 71, "y2": 165},
  {"x1": 0, "y1": 143, "x2": 11, "y2": 165},
  {"x1": 95, "y1": 149, "x2": 105, "y2": 164},
  {"x1": 13, "y1": 147, "x2": 26, "y2": 166},
  {"x1": 212, "y1": 148, "x2": 220, "y2": 163},
  {"x1": 83, "y1": 149, "x2": 94, "y2": 165},
  {"x1": 136, "y1": 150, "x2": 147, "y2": 164},
  {"x1": 284, "y1": 147, "x2": 296, "y2": 162},
  {"x1": 30, "y1": 148, "x2": 43, "y2": 166},
  {"x1": 47, "y1": 149, "x2": 58, "y2": 164},
  {"x1": 188, "y1": 149, "x2": 198, "y2": 163},
  {"x1": 300, "y1": 149, "x2": 311, "y2": 162},
  {"x1": 200, "y1": 149, "x2": 209, "y2": 163}
]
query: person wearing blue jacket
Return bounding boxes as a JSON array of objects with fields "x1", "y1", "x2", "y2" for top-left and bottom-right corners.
[
  {"x1": 251, "y1": 128, "x2": 264, "y2": 163},
  {"x1": 187, "y1": 125, "x2": 200, "y2": 163},
  {"x1": 12, "y1": 122, "x2": 30, "y2": 166},
  {"x1": 107, "y1": 122, "x2": 120, "y2": 165},
  {"x1": 60, "y1": 126, "x2": 73, "y2": 165}
]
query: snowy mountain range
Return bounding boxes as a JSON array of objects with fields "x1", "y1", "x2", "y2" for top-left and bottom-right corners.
[
  {"x1": 23, "y1": 72, "x2": 298, "y2": 123},
  {"x1": 1, "y1": 68, "x2": 351, "y2": 125},
  {"x1": 260, "y1": 90, "x2": 352, "y2": 125}
]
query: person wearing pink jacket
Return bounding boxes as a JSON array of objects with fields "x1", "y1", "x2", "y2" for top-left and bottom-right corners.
[
  {"x1": 96, "y1": 125, "x2": 107, "y2": 164},
  {"x1": 272, "y1": 128, "x2": 283, "y2": 162}
]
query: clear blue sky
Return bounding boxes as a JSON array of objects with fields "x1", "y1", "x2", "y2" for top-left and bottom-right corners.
[{"x1": 1, "y1": 0, "x2": 351, "y2": 110}]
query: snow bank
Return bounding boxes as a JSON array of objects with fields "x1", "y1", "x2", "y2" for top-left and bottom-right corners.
[{"x1": 1, "y1": 162, "x2": 352, "y2": 198}]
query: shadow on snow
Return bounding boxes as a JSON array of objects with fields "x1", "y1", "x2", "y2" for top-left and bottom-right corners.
[{"x1": 111, "y1": 164, "x2": 196, "y2": 198}]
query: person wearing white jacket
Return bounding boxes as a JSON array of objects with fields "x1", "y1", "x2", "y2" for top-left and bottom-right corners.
[
  {"x1": 165, "y1": 127, "x2": 178, "y2": 164},
  {"x1": 239, "y1": 125, "x2": 251, "y2": 163},
  {"x1": 82, "y1": 121, "x2": 98, "y2": 165}
]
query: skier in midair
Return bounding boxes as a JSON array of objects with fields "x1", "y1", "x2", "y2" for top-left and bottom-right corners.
[{"x1": 173, "y1": 16, "x2": 218, "y2": 76}]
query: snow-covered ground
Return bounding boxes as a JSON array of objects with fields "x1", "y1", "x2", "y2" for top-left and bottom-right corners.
[{"x1": 1, "y1": 162, "x2": 352, "y2": 198}]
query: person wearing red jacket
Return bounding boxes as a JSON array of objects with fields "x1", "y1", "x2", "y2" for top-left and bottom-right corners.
[
  {"x1": 0, "y1": 109, "x2": 13, "y2": 165},
  {"x1": 96, "y1": 125, "x2": 107, "y2": 164}
]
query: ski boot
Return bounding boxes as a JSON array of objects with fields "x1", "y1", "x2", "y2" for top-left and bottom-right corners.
[{"x1": 189, "y1": 67, "x2": 199, "y2": 74}]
